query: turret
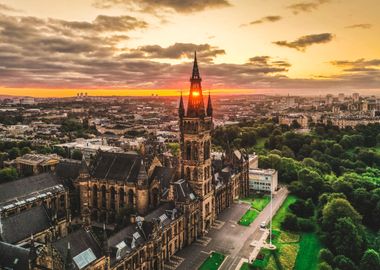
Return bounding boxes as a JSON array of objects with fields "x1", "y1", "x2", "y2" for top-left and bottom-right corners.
[
  {"x1": 206, "y1": 91, "x2": 213, "y2": 117},
  {"x1": 179, "y1": 91, "x2": 185, "y2": 118}
]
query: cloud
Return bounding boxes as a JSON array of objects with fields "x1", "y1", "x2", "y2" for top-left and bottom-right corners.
[
  {"x1": 330, "y1": 58, "x2": 380, "y2": 71},
  {"x1": 0, "y1": 12, "x2": 379, "y2": 91},
  {"x1": 345, "y1": 24, "x2": 372, "y2": 29},
  {"x1": 92, "y1": 0, "x2": 231, "y2": 13},
  {"x1": 123, "y1": 43, "x2": 225, "y2": 62},
  {"x1": 287, "y1": 0, "x2": 330, "y2": 15},
  {"x1": 273, "y1": 33, "x2": 334, "y2": 51},
  {"x1": 242, "y1": 15, "x2": 282, "y2": 26},
  {"x1": 0, "y1": 3, "x2": 21, "y2": 12}
]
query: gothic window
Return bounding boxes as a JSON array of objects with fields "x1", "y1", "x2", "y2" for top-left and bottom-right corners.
[
  {"x1": 128, "y1": 190, "x2": 134, "y2": 207},
  {"x1": 59, "y1": 195, "x2": 65, "y2": 209},
  {"x1": 186, "y1": 167, "x2": 191, "y2": 180},
  {"x1": 101, "y1": 185, "x2": 106, "y2": 208},
  {"x1": 204, "y1": 167, "x2": 207, "y2": 180},
  {"x1": 119, "y1": 188, "x2": 125, "y2": 208},
  {"x1": 152, "y1": 188, "x2": 159, "y2": 208},
  {"x1": 186, "y1": 141, "x2": 191, "y2": 160},
  {"x1": 193, "y1": 168, "x2": 198, "y2": 181},
  {"x1": 110, "y1": 187, "x2": 116, "y2": 210},
  {"x1": 204, "y1": 141, "x2": 210, "y2": 160},
  {"x1": 193, "y1": 142, "x2": 198, "y2": 161},
  {"x1": 93, "y1": 185, "x2": 98, "y2": 208}
]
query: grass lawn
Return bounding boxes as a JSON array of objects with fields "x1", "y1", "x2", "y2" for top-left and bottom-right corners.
[
  {"x1": 272, "y1": 195, "x2": 297, "y2": 230},
  {"x1": 199, "y1": 252, "x2": 225, "y2": 270},
  {"x1": 242, "y1": 195, "x2": 271, "y2": 211},
  {"x1": 294, "y1": 233, "x2": 322, "y2": 270},
  {"x1": 239, "y1": 209, "x2": 259, "y2": 226},
  {"x1": 278, "y1": 243, "x2": 299, "y2": 270}
]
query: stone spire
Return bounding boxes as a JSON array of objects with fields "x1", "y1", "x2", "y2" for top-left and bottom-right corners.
[
  {"x1": 178, "y1": 91, "x2": 185, "y2": 118},
  {"x1": 206, "y1": 91, "x2": 213, "y2": 117},
  {"x1": 186, "y1": 51, "x2": 205, "y2": 118}
]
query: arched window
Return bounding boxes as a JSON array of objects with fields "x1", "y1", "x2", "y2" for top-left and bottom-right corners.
[
  {"x1": 193, "y1": 168, "x2": 197, "y2": 181},
  {"x1": 204, "y1": 167, "x2": 208, "y2": 180},
  {"x1": 152, "y1": 188, "x2": 160, "y2": 208},
  {"x1": 186, "y1": 167, "x2": 191, "y2": 180},
  {"x1": 186, "y1": 141, "x2": 191, "y2": 160},
  {"x1": 204, "y1": 141, "x2": 210, "y2": 160},
  {"x1": 119, "y1": 188, "x2": 125, "y2": 208},
  {"x1": 193, "y1": 142, "x2": 198, "y2": 161},
  {"x1": 59, "y1": 195, "x2": 65, "y2": 208},
  {"x1": 93, "y1": 185, "x2": 98, "y2": 208},
  {"x1": 110, "y1": 187, "x2": 116, "y2": 210},
  {"x1": 101, "y1": 185, "x2": 106, "y2": 208},
  {"x1": 128, "y1": 190, "x2": 134, "y2": 207}
]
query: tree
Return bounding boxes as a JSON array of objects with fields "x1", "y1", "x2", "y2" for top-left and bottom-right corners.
[
  {"x1": 71, "y1": 149, "x2": 83, "y2": 160},
  {"x1": 8, "y1": 147, "x2": 20, "y2": 160},
  {"x1": 333, "y1": 255, "x2": 358, "y2": 270},
  {"x1": 360, "y1": 249, "x2": 380, "y2": 270},
  {"x1": 321, "y1": 198, "x2": 361, "y2": 232},
  {"x1": 0, "y1": 167, "x2": 18, "y2": 183},
  {"x1": 319, "y1": 248, "x2": 334, "y2": 265},
  {"x1": 331, "y1": 217, "x2": 365, "y2": 261},
  {"x1": 318, "y1": 262, "x2": 333, "y2": 270},
  {"x1": 281, "y1": 213, "x2": 298, "y2": 231},
  {"x1": 20, "y1": 146, "x2": 31, "y2": 156}
]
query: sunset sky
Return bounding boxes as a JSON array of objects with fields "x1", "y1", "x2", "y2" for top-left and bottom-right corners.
[{"x1": 0, "y1": 0, "x2": 379, "y2": 97}]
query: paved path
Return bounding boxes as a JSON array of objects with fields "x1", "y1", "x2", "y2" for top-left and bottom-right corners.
[{"x1": 176, "y1": 187, "x2": 289, "y2": 270}]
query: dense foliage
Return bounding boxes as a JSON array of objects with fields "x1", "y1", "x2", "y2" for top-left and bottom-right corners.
[{"x1": 215, "y1": 121, "x2": 380, "y2": 269}]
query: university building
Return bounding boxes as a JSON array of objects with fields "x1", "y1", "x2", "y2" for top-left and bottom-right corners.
[{"x1": 0, "y1": 53, "x2": 252, "y2": 270}]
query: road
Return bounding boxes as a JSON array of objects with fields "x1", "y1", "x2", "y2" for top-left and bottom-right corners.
[{"x1": 175, "y1": 187, "x2": 289, "y2": 270}]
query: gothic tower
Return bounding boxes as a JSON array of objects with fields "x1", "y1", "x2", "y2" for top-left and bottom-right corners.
[{"x1": 179, "y1": 52, "x2": 214, "y2": 234}]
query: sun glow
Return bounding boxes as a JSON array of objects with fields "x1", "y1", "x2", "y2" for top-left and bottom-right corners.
[{"x1": 192, "y1": 91, "x2": 200, "y2": 97}]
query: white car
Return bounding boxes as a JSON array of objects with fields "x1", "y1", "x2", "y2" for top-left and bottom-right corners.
[{"x1": 260, "y1": 221, "x2": 266, "y2": 229}]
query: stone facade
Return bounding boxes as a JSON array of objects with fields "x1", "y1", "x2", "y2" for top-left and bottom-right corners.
[{"x1": 0, "y1": 53, "x2": 251, "y2": 270}]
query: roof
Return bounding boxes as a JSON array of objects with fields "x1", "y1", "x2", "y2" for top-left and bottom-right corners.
[
  {"x1": 149, "y1": 166, "x2": 176, "y2": 188},
  {"x1": 0, "y1": 172, "x2": 62, "y2": 207},
  {"x1": 15, "y1": 153, "x2": 60, "y2": 165},
  {"x1": 90, "y1": 151, "x2": 142, "y2": 182},
  {"x1": 1, "y1": 205, "x2": 52, "y2": 244},
  {"x1": 55, "y1": 159, "x2": 82, "y2": 180},
  {"x1": 53, "y1": 229, "x2": 103, "y2": 269},
  {"x1": 173, "y1": 179, "x2": 197, "y2": 203},
  {"x1": 0, "y1": 241, "x2": 30, "y2": 270}
]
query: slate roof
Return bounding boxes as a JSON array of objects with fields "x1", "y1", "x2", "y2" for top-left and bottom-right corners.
[
  {"x1": 1, "y1": 205, "x2": 52, "y2": 244},
  {"x1": 149, "y1": 166, "x2": 176, "y2": 186},
  {"x1": 89, "y1": 151, "x2": 142, "y2": 182},
  {"x1": 108, "y1": 202, "x2": 180, "y2": 265},
  {"x1": 53, "y1": 228, "x2": 102, "y2": 269},
  {"x1": 0, "y1": 172, "x2": 63, "y2": 208},
  {"x1": 55, "y1": 159, "x2": 82, "y2": 180},
  {"x1": 173, "y1": 179, "x2": 197, "y2": 203},
  {"x1": 0, "y1": 241, "x2": 30, "y2": 270}
]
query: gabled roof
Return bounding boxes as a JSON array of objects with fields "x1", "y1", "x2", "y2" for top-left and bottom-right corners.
[
  {"x1": 89, "y1": 151, "x2": 141, "y2": 182},
  {"x1": 55, "y1": 159, "x2": 82, "y2": 180},
  {"x1": 1, "y1": 205, "x2": 52, "y2": 244},
  {"x1": 0, "y1": 172, "x2": 62, "y2": 207},
  {"x1": 173, "y1": 179, "x2": 197, "y2": 203},
  {"x1": 0, "y1": 241, "x2": 30, "y2": 270},
  {"x1": 53, "y1": 228, "x2": 103, "y2": 269},
  {"x1": 149, "y1": 166, "x2": 176, "y2": 187}
]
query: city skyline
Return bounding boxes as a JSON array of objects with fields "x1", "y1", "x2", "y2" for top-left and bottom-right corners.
[{"x1": 0, "y1": 0, "x2": 379, "y2": 97}]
